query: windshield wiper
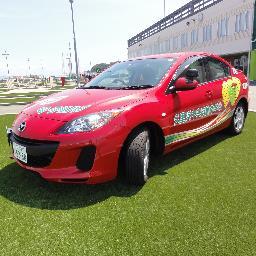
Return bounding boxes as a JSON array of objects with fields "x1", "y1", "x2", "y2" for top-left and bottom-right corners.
[
  {"x1": 121, "y1": 84, "x2": 154, "y2": 90},
  {"x1": 77, "y1": 85, "x2": 107, "y2": 89}
]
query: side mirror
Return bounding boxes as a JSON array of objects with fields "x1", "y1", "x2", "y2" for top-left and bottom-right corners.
[{"x1": 174, "y1": 77, "x2": 198, "y2": 91}]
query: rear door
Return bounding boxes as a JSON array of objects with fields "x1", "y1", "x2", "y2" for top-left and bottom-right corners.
[{"x1": 203, "y1": 57, "x2": 231, "y2": 118}]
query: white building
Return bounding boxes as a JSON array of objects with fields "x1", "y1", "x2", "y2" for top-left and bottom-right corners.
[{"x1": 128, "y1": 0, "x2": 254, "y2": 75}]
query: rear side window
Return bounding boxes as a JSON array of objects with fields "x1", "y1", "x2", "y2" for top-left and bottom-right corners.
[{"x1": 206, "y1": 58, "x2": 230, "y2": 81}]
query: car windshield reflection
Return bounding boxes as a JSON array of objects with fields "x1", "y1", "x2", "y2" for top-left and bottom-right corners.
[{"x1": 83, "y1": 58, "x2": 177, "y2": 89}]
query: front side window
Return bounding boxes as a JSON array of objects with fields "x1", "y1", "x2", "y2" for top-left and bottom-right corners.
[
  {"x1": 206, "y1": 58, "x2": 230, "y2": 81},
  {"x1": 179, "y1": 60, "x2": 206, "y2": 84},
  {"x1": 85, "y1": 58, "x2": 177, "y2": 89}
]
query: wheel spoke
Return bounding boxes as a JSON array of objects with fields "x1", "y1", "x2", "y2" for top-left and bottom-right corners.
[
  {"x1": 234, "y1": 106, "x2": 244, "y2": 132},
  {"x1": 143, "y1": 138, "x2": 150, "y2": 177}
]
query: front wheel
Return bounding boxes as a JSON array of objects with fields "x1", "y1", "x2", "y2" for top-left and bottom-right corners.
[
  {"x1": 227, "y1": 102, "x2": 246, "y2": 135},
  {"x1": 123, "y1": 128, "x2": 150, "y2": 185}
]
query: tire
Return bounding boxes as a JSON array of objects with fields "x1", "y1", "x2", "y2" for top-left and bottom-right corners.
[
  {"x1": 124, "y1": 128, "x2": 150, "y2": 185},
  {"x1": 227, "y1": 102, "x2": 246, "y2": 135}
]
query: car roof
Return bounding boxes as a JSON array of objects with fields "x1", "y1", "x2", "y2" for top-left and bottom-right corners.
[{"x1": 129, "y1": 52, "x2": 211, "y2": 61}]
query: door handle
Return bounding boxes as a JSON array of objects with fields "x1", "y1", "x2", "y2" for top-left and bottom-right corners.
[{"x1": 205, "y1": 90, "x2": 213, "y2": 99}]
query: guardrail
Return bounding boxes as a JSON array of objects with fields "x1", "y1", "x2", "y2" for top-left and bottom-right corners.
[{"x1": 128, "y1": 0, "x2": 223, "y2": 47}]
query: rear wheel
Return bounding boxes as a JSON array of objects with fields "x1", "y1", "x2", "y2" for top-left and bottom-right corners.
[
  {"x1": 124, "y1": 128, "x2": 150, "y2": 185},
  {"x1": 227, "y1": 102, "x2": 246, "y2": 135}
]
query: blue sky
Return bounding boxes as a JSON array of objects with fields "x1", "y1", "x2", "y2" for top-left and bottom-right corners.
[{"x1": 0, "y1": 0, "x2": 189, "y2": 76}]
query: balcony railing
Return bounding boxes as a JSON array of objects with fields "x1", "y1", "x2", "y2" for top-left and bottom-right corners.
[{"x1": 128, "y1": 0, "x2": 223, "y2": 47}]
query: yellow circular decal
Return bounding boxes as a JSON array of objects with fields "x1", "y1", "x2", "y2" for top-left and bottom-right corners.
[{"x1": 222, "y1": 77, "x2": 241, "y2": 107}]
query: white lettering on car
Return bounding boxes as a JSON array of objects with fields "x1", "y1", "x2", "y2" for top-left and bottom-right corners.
[
  {"x1": 37, "y1": 105, "x2": 91, "y2": 115},
  {"x1": 174, "y1": 102, "x2": 223, "y2": 125}
]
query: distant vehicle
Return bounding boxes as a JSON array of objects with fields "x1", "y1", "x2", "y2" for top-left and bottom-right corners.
[{"x1": 7, "y1": 52, "x2": 249, "y2": 185}]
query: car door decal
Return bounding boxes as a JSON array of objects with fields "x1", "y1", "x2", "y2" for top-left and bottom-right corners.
[
  {"x1": 174, "y1": 101, "x2": 223, "y2": 126},
  {"x1": 165, "y1": 106, "x2": 234, "y2": 145},
  {"x1": 222, "y1": 77, "x2": 241, "y2": 107},
  {"x1": 165, "y1": 77, "x2": 241, "y2": 146}
]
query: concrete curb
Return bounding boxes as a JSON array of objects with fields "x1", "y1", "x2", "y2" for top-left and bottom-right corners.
[
  {"x1": 0, "y1": 113, "x2": 19, "y2": 116},
  {"x1": 0, "y1": 102, "x2": 29, "y2": 106}
]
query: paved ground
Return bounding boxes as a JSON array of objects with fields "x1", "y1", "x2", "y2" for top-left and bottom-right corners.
[
  {"x1": 0, "y1": 86, "x2": 255, "y2": 115},
  {"x1": 0, "y1": 86, "x2": 73, "y2": 114},
  {"x1": 0, "y1": 105, "x2": 25, "y2": 115},
  {"x1": 0, "y1": 88, "x2": 51, "y2": 94},
  {"x1": 249, "y1": 86, "x2": 256, "y2": 112}
]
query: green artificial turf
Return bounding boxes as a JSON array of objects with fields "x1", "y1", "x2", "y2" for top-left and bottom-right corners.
[
  {"x1": 0, "y1": 113, "x2": 256, "y2": 255},
  {"x1": 0, "y1": 98, "x2": 36, "y2": 104}
]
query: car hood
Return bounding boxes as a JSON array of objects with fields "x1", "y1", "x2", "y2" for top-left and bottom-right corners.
[{"x1": 22, "y1": 88, "x2": 149, "y2": 121}]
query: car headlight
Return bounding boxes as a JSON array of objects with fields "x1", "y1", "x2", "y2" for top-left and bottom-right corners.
[{"x1": 58, "y1": 109, "x2": 123, "y2": 134}]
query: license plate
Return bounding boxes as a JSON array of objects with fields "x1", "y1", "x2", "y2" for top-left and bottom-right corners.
[{"x1": 13, "y1": 142, "x2": 27, "y2": 164}]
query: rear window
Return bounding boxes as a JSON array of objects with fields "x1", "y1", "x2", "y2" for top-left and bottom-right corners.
[{"x1": 207, "y1": 58, "x2": 230, "y2": 81}]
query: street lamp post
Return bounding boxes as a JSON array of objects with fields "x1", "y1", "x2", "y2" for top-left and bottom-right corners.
[
  {"x1": 2, "y1": 50, "x2": 10, "y2": 77},
  {"x1": 69, "y1": 0, "x2": 80, "y2": 86},
  {"x1": 27, "y1": 58, "x2": 31, "y2": 77},
  {"x1": 164, "y1": 0, "x2": 166, "y2": 18},
  {"x1": 66, "y1": 55, "x2": 72, "y2": 78},
  {"x1": 40, "y1": 59, "x2": 44, "y2": 78}
]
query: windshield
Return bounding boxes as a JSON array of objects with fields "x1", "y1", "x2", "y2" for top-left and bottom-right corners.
[{"x1": 84, "y1": 58, "x2": 176, "y2": 89}]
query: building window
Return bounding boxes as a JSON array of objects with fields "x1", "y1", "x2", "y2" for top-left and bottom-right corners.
[
  {"x1": 235, "y1": 11, "x2": 249, "y2": 32},
  {"x1": 181, "y1": 33, "x2": 188, "y2": 48},
  {"x1": 169, "y1": 38, "x2": 172, "y2": 51},
  {"x1": 143, "y1": 48, "x2": 148, "y2": 56},
  {"x1": 159, "y1": 41, "x2": 165, "y2": 53},
  {"x1": 191, "y1": 29, "x2": 198, "y2": 45},
  {"x1": 203, "y1": 25, "x2": 212, "y2": 42},
  {"x1": 147, "y1": 46, "x2": 152, "y2": 55},
  {"x1": 164, "y1": 40, "x2": 170, "y2": 52},
  {"x1": 153, "y1": 42, "x2": 159, "y2": 54},
  {"x1": 218, "y1": 17, "x2": 228, "y2": 37},
  {"x1": 173, "y1": 36, "x2": 179, "y2": 50},
  {"x1": 159, "y1": 40, "x2": 170, "y2": 53}
]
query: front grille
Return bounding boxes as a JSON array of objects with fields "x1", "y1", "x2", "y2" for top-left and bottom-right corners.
[{"x1": 11, "y1": 133, "x2": 59, "y2": 168}]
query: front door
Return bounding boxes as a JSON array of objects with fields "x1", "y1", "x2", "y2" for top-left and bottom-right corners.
[{"x1": 164, "y1": 56, "x2": 222, "y2": 149}]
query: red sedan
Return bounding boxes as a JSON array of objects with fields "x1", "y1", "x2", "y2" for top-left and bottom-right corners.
[{"x1": 8, "y1": 52, "x2": 249, "y2": 185}]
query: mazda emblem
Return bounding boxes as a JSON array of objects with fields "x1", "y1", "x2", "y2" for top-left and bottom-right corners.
[{"x1": 18, "y1": 122, "x2": 26, "y2": 132}]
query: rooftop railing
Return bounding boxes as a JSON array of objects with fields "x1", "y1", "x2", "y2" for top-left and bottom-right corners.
[{"x1": 128, "y1": 0, "x2": 223, "y2": 47}]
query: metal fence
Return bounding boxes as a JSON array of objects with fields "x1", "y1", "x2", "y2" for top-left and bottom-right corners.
[{"x1": 128, "y1": 0, "x2": 223, "y2": 47}]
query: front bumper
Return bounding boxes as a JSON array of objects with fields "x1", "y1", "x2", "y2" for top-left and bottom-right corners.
[
  {"x1": 10, "y1": 133, "x2": 59, "y2": 167},
  {"x1": 7, "y1": 129, "x2": 123, "y2": 184}
]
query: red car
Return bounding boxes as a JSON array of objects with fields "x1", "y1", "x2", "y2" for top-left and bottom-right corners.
[{"x1": 8, "y1": 52, "x2": 249, "y2": 185}]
